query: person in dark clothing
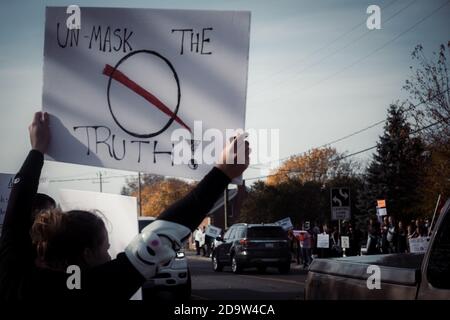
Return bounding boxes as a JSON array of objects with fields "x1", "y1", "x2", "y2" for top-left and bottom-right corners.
[
  {"x1": 203, "y1": 226, "x2": 213, "y2": 257},
  {"x1": 344, "y1": 224, "x2": 361, "y2": 256},
  {"x1": 386, "y1": 216, "x2": 398, "y2": 253},
  {"x1": 330, "y1": 226, "x2": 342, "y2": 258},
  {"x1": 397, "y1": 221, "x2": 408, "y2": 253},
  {"x1": 194, "y1": 227, "x2": 202, "y2": 255},
  {"x1": 0, "y1": 111, "x2": 250, "y2": 300},
  {"x1": 32, "y1": 193, "x2": 56, "y2": 215},
  {"x1": 380, "y1": 216, "x2": 389, "y2": 254},
  {"x1": 367, "y1": 218, "x2": 381, "y2": 255}
]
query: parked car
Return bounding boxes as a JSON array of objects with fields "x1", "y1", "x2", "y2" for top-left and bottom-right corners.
[
  {"x1": 212, "y1": 223, "x2": 291, "y2": 274},
  {"x1": 305, "y1": 199, "x2": 450, "y2": 300},
  {"x1": 138, "y1": 217, "x2": 191, "y2": 300}
]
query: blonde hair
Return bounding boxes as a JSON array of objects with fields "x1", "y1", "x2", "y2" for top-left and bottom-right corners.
[{"x1": 31, "y1": 209, "x2": 106, "y2": 270}]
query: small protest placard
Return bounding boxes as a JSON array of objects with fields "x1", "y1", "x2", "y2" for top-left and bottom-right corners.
[
  {"x1": 341, "y1": 236, "x2": 350, "y2": 249},
  {"x1": 409, "y1": 237, "x2": 430, "y2": 254},
  {"x1": 274, "y1": 217, "x2": 293, "y2": 231},
  {"x1": 317, "y1": 234, "x2": 330, "y2": 248},
  {"x1": 205, "y1": 225, "x2": 222, "y2": 238}
]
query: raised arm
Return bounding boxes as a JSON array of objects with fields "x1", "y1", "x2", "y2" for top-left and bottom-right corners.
[
  {"x1": 1, "y1": 112, "x2": 49, "y2": 243},
  {"x1": 124, "y1": 134, "x2": 250, "y2": 285},
  {"x1": 157, "y1": 133, "x2": 250, "y2": 231}
]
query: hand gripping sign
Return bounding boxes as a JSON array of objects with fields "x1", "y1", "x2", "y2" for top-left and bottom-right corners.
[{"x1": 43, "y1": 7, "x2": 250, "y2": 180}]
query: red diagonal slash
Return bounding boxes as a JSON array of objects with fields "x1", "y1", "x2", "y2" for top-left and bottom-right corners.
[{"x1": 103, "y1": 64, "x2": 191, "y2": 132}]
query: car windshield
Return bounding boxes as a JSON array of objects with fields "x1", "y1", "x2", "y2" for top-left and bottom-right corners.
[{"x1": 247, "y1": 226, "x2": 286, "y2": 239}]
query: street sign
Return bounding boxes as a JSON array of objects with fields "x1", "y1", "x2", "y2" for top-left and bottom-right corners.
[
  {"x1": 330, "y1": 187, "x2": 351, "y2": 220},
  {"x1": 341, "y1": 236, "x2": 350, "y2": 249}
]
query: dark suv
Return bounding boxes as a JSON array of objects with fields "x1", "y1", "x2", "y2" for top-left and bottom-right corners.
[{"x1": 212, "y1": 223, "x2": 291, "y2": 274}]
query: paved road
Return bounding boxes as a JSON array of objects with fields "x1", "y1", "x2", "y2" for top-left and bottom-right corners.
[{"x1": 187, "y1": 252, "x2": 307, "y2": 300}]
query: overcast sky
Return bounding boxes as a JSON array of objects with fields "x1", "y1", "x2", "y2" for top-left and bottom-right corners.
[{"x1": 0, "y1": 0, "x2": 449, "y2": 199}]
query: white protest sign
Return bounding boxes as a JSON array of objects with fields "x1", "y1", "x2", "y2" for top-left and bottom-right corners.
[
  {"x1": 58, "y1": 189, "x2": 141, "y2": 299},
  {"x1": 274, "y1": 217, "x2": 293, "y2": 231},
  {"x1": 0, "y1": 174, "x2": 14, "y2": 234},
  {"x1": 377, "y1": 207, "x2": 387, "y2": 216},
  {"x1": 341, "y1": 236, "x2": 350, "y2": 249},
  {"x1": 43, "y1": 7, "x2": 250, "y2": 180},
  {"x1": 409, "y1": 237, "x2": 431, "y2": 254},
  {"x1": 317, "y1": 234, "x2": 330, "y2": 248},
  {"x1": 205, "y1": 225, "x2": 222, "y2": 238}
]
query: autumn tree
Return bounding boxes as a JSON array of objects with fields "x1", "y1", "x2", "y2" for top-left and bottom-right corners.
[
  {"x1": 403, "y1": 43, "x2": 450, "y2": 214},
  {"x1": 266, "y1": 147, "x2": 357, "y2": 186},
  {"x1": 122, "y1": 174, "x2": 194, "y2": 217},
  {"x1": 239, "y1": 179, "x2": 328, "y2": 226},
  {"x1": 404, "y1": 43, "x2": 450, "y2": 141},
  {"x1": 240, "y1": 175, "x2": 363, "y2": 227},
  {"x1": 240, "y1": 147, "x2": 363, "y2": 226}
]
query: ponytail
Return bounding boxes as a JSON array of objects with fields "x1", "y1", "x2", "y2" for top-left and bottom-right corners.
[
  {"x1": 31, "y1": 209, "x2": 107, "y2": 270},
  {"x1": 31, "y1": 209, "x2": 66, "y2": 269}
]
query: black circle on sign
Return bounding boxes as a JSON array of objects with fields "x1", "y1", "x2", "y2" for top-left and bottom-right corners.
[{"x1": 106, "y1": 50, "x2": 181, "y2": 139}]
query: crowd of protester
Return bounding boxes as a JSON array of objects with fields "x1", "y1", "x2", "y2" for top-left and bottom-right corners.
[{"x1": 287, "y1": 215, "x2": 432, "y2": 268}]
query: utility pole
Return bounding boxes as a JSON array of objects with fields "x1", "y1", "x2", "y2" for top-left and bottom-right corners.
[
  {"x1": 429, "y1": 194, "x2": 441, "y2": 236},
  {"x1": 99, "y1": 171, "x2": 103, "y2": 193},
  {"x1": 138, "y1": 172, "x2": 142, "y2": 217},
  {"x1": 224, "y1": 186, "x2": 229, "y2": 230}
]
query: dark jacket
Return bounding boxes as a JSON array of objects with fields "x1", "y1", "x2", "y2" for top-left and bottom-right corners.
[{"x1": 0, "y1": 150, "x2": 230, "y2": 300}]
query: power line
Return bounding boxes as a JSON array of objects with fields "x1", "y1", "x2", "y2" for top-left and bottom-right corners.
[
  {"x1": 46, "y1": 114, "x2": 446, "y2": 184},
  {"x1": 44, "y1": 171, "x2": 102, "y2": 181},
  {"x1": 248, "y1": 0, "x2": 400, "y2": 90},
  {"x1": 248, "y1": 0, "x2": 413, "y2": 99},
  {"x1": 49, "y1": 173, "x2": 137, "y2": 183},
  {"x1": 250, "y1": 0, "x2": 449, "y2": 107},
  {"x1": 249, "y1": 88, "x2": 450, "y2": 170},
  {"x1": 245, "y1": 116, "x2": 448, "y2": 182},
  {"x1": 247, "y1": 0, "x2": 449, "y2": 170}
]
